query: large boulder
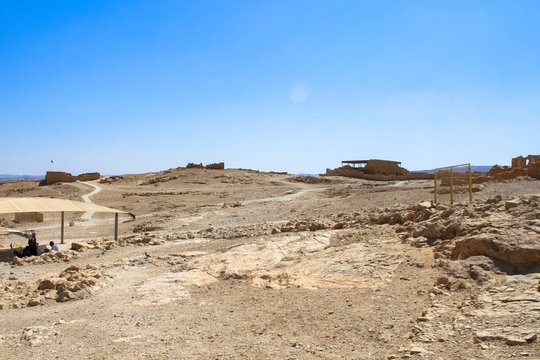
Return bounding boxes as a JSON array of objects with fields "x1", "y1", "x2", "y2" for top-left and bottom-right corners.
[
  {"x1": 448, "y1": 234, "x2": 540, "y2": 265},
  {"x1": 71, "y1": 242, "x2": 89, "y2": 251}
]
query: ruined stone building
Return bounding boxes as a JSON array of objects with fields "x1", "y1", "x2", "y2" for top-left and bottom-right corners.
[
  {"x1": 512, "y1": 155, "x2": 540, "y2": 179},
  {"x1": 45, "y1": 171, "x2": 101, "y2": 185},
  {"x1": 322, "y1": 159, "x2": 432, "y2": 181}
]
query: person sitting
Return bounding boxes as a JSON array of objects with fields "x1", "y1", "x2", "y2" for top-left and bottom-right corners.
[
  {"x1": 49, "y1": 241, "x2": 59, "y2": 252},
  {"x1": 10, "y1": 244, "x2": 23, "y2": 258}
]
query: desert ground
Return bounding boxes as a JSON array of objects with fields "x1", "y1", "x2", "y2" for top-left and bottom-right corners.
[{"x1": 0, "y1": 167, "x2": 539, "y2": 359}]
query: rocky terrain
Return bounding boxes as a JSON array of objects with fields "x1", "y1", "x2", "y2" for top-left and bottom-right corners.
[{"x1": 0, "y1": 168, "x2": 538, "y2": 359}]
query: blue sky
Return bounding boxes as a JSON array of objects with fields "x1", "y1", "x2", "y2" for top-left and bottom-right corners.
[{"x1": 1, "y1": 1, "x2": 539, "y2": 175}]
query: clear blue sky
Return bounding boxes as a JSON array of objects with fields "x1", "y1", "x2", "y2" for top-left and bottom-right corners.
[{"x1": 1, "y1": 1, "x2": 539, "y2": 175}]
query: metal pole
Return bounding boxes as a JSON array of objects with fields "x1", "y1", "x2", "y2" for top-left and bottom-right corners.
[
  {"x1": 114, "y1": 212, "x2": 118, "y2": 241},
  {"x1": 434, "y1": 171, "x2": 438, "y2": 203},
  {"x1": 468, "y1": 164, "x2": 473, "y2": 201},
  {"x1": 60, "y1": 211, "x2": 65, "y2": 244},
  {"x1": 450, "y1": 168, "x2": 454, "y2": 204}
]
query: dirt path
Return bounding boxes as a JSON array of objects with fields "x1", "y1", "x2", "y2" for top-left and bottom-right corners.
[
  {"x1": 241, "y1": 187, "x2": 324, "y2": 204},
  {"x1": 81, "y1": 181, "x2": 102, "y2": 220}
]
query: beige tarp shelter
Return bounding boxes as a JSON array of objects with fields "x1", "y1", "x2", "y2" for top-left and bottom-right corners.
[{"x1": 0, "y1": 197, "x2": 126, "y2": 243}]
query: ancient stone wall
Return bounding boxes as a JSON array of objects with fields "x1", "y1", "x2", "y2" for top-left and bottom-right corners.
[
  {"x1": 186, "y1": 163, "x2": 204, "y2": 169},
  {"x1": 186, "y1": 162, "x2": 225, "y2": 170},
  {"x1": 323, "y1": 159, "x2": 429, "y2": 181},
  {"x1": 77, "y1": 172, "x2": 100, "y2": 181},
  {"x1": 205, "y1": 162, "x2": 225, "y2": 170},
  {"x1": 511, "y1": 155, "x2": 540, "y2": 170},
  {"x1": 511, "y1": 156, "x2": 527, "y2": 169},
  {"x1": 528, "y1": 162, "x2": 540, "y2": 179},
  {"x1": 323, "y1": 166, "x2": 432, "y2": 181},
  {"x1": 439, "y1": 172, "x2": 470, "y2": 186},
  {"x1": 45, "y1": 172, "x2": 77, "y2": 184},
  {"x1": 507, "y1": 154, "x2": 540, "y2": 180},
  {"x1": 364, "y1": 160, "x2": 409, "y2": 176},
  {"x1": 45, "y1": 171, "x2": 101, "y2": 185}
]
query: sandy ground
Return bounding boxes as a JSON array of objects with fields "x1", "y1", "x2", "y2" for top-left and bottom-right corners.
[{"x1": 0, "y1": 168, "x2": 539, "y2": 359}]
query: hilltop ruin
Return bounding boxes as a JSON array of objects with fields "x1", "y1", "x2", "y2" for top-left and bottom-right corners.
[
  {"x1": 322, "y1": 155, "x2": 540, "y2": 182},
  {"x1": 322, "y1": 159, "x2": 432, "y2": 181},
  {"x1": 45, "y1": 171, "x2": 100, "y2": 185},
  {"x1": 512, "y1": 154, "x2": 540, "y2": 179}
]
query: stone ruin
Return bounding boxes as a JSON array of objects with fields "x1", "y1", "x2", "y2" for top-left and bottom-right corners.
[
  {"x1": 512, "y1": 154, "x2": 540, "y2": 179},
  {"x1": 323, "y1": 156, "x2": 540, "y2": 182},
  {"x1": 45, "y1": 171, "x2": 100, "y2": 185},
  {"x1": 322, "y1": 159, "x2": 433, "y2": 181},
  {"x1": 467, "y1": 154, "x2": 540, "y2": 183},
  {"x1": 186, "y1": 162, "x2": 225, "y2": 170}
]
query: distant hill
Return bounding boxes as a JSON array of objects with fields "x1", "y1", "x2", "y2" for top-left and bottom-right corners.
[
  {"x1": 412, "y1": 166, "x2": 492, "y2": 174},
  {"x1": 0, "y1": 174, "x2": 45, "y2": 181}
]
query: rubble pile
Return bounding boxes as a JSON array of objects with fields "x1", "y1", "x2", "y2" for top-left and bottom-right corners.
[
  {"x1": 170, "y1": 223, "x2": 277, "y2": 241},
  {"x1": 88, "y1": 234, "x2": 164, "y2": 251},
  {"x1": 140, "y1": 175, "x2": 180, "y2": 185},
  {"x1": 0, "y1": 277, "x2": 32, "y2": 309},
  {"x1": 0, "y1": 217, "x2": 16, "y2": 228},
  {"x1": 32, "y1": 264, "x2": 109, "y2": 304},
  {"x1": 12, "y1": 250, "x2": 81, "y2": 266},
  {"x1": 407, "y1": 269, "x2": 540, "y2": 353},
  {"x1": 0, "y1": 265, "x2": 109, "y2": 309},
  {"x1": 343, "y1": 195, "x2": 540, "y2": 268},
  {"x1": 286, "y1": 176, "x2": 337, "y2": 184},
  {"x1": 133, "y1": 221, "x2": 163, "y2": 233},
  {"x1": 99, "y1": 175, "x2": 124, "y2": 184}
]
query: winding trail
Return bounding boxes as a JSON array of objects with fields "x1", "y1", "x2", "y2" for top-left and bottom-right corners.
[
  {"x1": 81, "y1": 182, "x2": 102, "y2": 220},
  {"x1": 241, "y1": 188, "x2": 322, "y2": 205}
]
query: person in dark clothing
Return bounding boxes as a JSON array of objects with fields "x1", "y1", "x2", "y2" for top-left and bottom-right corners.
[
  {"x1": 22, "y1": 246, "x2": 31, "y2": 257},
  {"x1": 28, "y1": 232, "x2": 38, "y2": 256}
]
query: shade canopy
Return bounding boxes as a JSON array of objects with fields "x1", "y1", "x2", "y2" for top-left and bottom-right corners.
[{"x1": 0, "y1": 197, "x2": 125, "y2": 214}]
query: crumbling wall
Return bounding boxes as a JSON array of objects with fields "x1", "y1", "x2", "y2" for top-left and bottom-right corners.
[
  {"x1": 324, "y1": 166, "x2": 366, "y2": 179},
  {"x1": 529, "y1": 162, "x2": 540, "y2": 179},
  {"x1": 494, "y1": 155, "x2": 540, "y2": 181},
  {"x1": 511, "y1": 155, "x2": 540, "y2": 170},
  {"x1": 186, "y1": 162, "x2": 225, "y2": 170},
  {"x1": 77, "y1": 172, "x2": 100, "y2": 181},
  {"x1": 46, "y1": 171, "x2": 101, "y2": 185},
  {"x1": 186, "y1": 163, "x2": 204, "y2": 169},
  {"x1": 323, "y1": 165, "x2": 431, "y2": 181},
  {"x1": 511, "y1": 156, "x2": 527, "y2": 169},
  {"x1": 205, "y1": 162, "x2": 225, "y2": 170},
  {"x1": 438, "y1": 171, "x2": 470, "y2": 186},
  {"x1": 364, "y1": 160, "x2": 409, "y2": 176},
  {"x1": 46, "y1": 172, "x2": 77, "y2": 184},
  {"x1": 323, "y1": 160, "x2": 428, "y2": 180}
]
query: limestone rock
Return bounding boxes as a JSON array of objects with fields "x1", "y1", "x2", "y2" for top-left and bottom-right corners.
[
  {"x1": 71, "y1": 242, "x2": 89, "y2": 251},
  {"x1": 28, "y1": 296, "x2": 43, "y2": 307},
  {"x1": 21, "y1": 325, "x2": 56, "y2": 346},
  {"x1": 504, "y1": 200, "x2": 519, "y2": 210},
  {"x1": 37, "y1": 278, "x2": 64, "y2": 290}
]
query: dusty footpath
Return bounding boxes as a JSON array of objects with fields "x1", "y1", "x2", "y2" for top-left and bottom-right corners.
[{"x1": 0, "y1": 168, "x2": 539, "y2": 359}]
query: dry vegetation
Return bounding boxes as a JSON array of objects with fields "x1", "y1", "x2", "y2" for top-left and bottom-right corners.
[{"x1": 0, "y1": 168, "x2": 539, "y2": 359}]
